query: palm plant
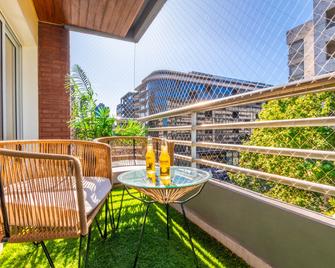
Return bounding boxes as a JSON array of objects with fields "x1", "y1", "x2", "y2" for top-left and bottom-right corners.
[
  {"x1": 66, "y1": 64, "x2": 115, "y2": 139},
  {"x1": 66, "y1": 64, "x2": 147, "y2": 139}
]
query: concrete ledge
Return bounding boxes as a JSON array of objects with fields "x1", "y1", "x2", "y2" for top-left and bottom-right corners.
[
  {"x1": 173, "y1": 204, "x2": 271, "y2": 268},
  {"x1": 177, "y1": 180, "x2": 335, "y2": 268}
]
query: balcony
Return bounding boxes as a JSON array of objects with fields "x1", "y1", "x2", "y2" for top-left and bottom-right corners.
[{"x1": 2, "y1": 0, "x2": 335, "y2": 268}]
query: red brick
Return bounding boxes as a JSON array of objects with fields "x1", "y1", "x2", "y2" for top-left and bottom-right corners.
[{"x1": 38, "y1": 22, "x2": 70, "y2": 139}]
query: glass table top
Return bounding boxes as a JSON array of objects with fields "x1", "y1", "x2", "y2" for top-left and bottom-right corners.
[{"x1": 118, "y1": 166, "x2": 211, "y2": 189}]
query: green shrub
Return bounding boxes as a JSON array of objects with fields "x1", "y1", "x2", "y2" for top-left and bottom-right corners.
[{"x1": 114, "y1": 119, "x2": 147, "y2": 136}]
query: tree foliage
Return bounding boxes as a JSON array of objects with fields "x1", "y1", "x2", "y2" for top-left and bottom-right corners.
[{"x1": 230, "y1": 92, "x2": 335, "y2": 214}]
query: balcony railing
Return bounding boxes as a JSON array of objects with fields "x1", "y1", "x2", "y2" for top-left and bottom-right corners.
[{"x1": 133, "y1": 72, "x2": 335, "y2": 214}]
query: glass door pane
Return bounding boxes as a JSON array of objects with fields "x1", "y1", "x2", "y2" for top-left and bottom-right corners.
[
  {"x1": 0, "y1": 20, "x2": 2, "y2": 140},
  {"x1": 4, "y1": 35, "x2": 16, "y2": 140}
]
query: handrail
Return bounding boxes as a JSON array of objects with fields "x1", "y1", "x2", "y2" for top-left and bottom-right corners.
[
  {"x1": 148, "y1": 116, "x2": 335, "y2": 131},
  {"x1": 139, "y1": 73, "x2": 335, "y2": 121},
  {"x1": 195, "y1": 159, "x2": 335, "y2": 196},
  {"x1": 174, "y1": 154, "x2": 192, "y2": 161},
  {"x1": 196, "y1": 142, "x2": 335, "y2": 161},
  {"x1": 164, "y1": 139, "x2": 335, "y2": 161}
]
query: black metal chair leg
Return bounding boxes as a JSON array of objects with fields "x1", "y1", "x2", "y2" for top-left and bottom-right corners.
[
  {"x1": 79, "y1": 235, "x2": 83, "y2": 268},
  {"x1": 78, "y1": 226, "x2": 92, "y2": 268},
  {"x1": 109, "y1": 192, "x2": 115, "y2": 230},
  {"x1": 40, "y1": 241, "x2": 55, "y2": 268},
  {"x1": 115, "y1": 186, "x2": 125, "y2": 231},
  {"x1": 166, "y1": 204, "x2": 170, "y2": 240},
  {"x1": 103, "y1": 200, "x2": 108, "y2": 238},
  {"x1": 95, "y1": 218, "x2": 104, "y2": 239},
  {"x1": 181, "y1": 203, "x2": 198, "y2": 268},
  {"x1": 133, "y1": 203, "x2": 151, "y2": 268},
  {"x1": 84, "y1": 226, "x2": 92, "y2": 268}
]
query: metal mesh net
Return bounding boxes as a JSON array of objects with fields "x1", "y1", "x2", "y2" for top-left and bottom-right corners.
[{"x1": 72, "y1": 0, "x2": 335, "y2": 215}]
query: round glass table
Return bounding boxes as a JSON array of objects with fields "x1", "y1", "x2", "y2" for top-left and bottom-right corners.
[{"x1": 117, "y1": 166, "x2": 211, "y2": 268}]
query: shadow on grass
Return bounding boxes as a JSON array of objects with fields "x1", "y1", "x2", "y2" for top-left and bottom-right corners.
[{"x1": 0, "y1": 188, "x2": 249, "y2": 268}]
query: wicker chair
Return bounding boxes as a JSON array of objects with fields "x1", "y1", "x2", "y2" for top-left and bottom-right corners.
[
  {"x1": 95, "y1": 136, "x2": 174, "y2": 168},
  {"x1": 0, "y1": 140, "x2": 112, "y2": 268}
]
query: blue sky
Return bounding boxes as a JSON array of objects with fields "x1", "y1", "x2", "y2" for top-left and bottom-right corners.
[{"x1": 70, "y1": 0, "x2": 312, "y2": 114}]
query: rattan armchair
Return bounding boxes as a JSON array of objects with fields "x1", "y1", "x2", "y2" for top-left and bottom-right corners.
[
  {"x1": 95, "y1": 136, "x2": 174, "y2": 167},
  {"x1": 0, "y1": 140, "x2": 112, "y2": 268}
]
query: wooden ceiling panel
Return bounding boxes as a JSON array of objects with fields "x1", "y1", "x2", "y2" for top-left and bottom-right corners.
[
  {"x1": 70, "y1": 0, "x2": 79, "y2": 26},
  {"x1": 32, "y1": 0, "x2": 166, "y2": 42},
  {"x1": 33, "y1": 0, "x2": 145, "y2": 37},
  {"x1": 100, "y1": 0, "x2": 117, "y2": 32},
  {"x1": 92, "y1": 0, "x2": 108, "y2": 30},
  {"x1": 115, "y1": 0, "x2": 145, "y2": 37}
]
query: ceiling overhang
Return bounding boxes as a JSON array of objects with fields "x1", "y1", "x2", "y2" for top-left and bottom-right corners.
[{"x1": 32, "y1": 0, "x2": 166, "y2": 42}]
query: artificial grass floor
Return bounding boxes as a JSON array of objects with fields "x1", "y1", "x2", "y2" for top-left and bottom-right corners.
[{"x1": 0, "y1": 188, "x2": 249, "y2": 267}]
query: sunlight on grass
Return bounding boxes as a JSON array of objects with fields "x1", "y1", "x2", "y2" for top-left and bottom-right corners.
[
  {"x1": 0, "y1": 188, "x2": 248, "y2": 268},
  {"x1": 154, "y1": 204, "x2": 225, "y2": 268}
]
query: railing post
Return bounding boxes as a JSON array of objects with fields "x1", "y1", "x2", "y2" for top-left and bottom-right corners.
[
  {"x1": 191, "y1": 112, "x2": 197, "y2": 168},
  {"x1": 133, "y1": 138, "x2": 136, "y2": 165}
]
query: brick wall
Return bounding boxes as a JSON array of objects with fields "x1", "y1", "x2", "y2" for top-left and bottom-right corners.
[{"x1": 38, "y1": 22, "x2": 70, "y2": 139}]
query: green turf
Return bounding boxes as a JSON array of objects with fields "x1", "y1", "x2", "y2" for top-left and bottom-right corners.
[{"x1": 0, "y1": 188, "x2": 249, "y2": 267}]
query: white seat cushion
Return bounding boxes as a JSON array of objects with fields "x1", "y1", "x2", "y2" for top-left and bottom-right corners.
[
  {"x1": 3, "y1": 176, "x2": 112, "y2": 226},
  {"x1": 82, "y1": 177, "x2": 112, "y2": 214}
]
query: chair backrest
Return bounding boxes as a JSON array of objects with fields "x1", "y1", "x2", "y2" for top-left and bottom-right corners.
[
  {"x1": 0, "y1": 140, "x2": 112, "y2": 180},
  {"x1": 95, "y1": 136, "x2": 174, "y2": 167}
]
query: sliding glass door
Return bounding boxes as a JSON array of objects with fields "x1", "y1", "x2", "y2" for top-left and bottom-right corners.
[{"x1": 0, "y1": 14, "x2": 21, "y2": 140}]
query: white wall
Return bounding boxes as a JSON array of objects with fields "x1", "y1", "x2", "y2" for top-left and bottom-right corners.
[{"x1": 0, "y1": 0, "x2": 38, "y2": 139}]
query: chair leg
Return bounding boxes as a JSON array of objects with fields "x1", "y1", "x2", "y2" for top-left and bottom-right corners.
[
  {"x1": 79, "y1": 235, "x2": 83, "y2": 268},
  {"x1": 95, "y1": 218, "x2": 104, "y2": 239},
  {"x1": 109, "y1": 192, "x2": 115, "y2": 230},
  {"x1": 115, "y1": 186, "x2": 125, "y2": 231},
  {"x1": 103, "y1": 200, "x2": 108, "y2": 238},
  {"x1": 78, "y1": 226, "x2": 92, "y2": 268},
  {"x1": 94, "y1": 199, "x2": 109, "y2": 239},
  {"x1": 85, "y1": 226, "x2": 92, "y2": 268},
  {"x1": 40, "y1": 241, "x2": 55, "y2": 268}
]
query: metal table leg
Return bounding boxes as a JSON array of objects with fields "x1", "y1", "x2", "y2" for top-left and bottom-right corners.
[
  {"x1": 124, "y1": 182, "x2": 207, "y2": 268},
  {"x1": 133, "y1": 202, "x2": 151, "y2": 268},
  {"x1": 114, "y1": 186, "x2": 125, "y2": 231},
  {"x1": 166, "y1": 203, "x2": 170, "y2": 240},
  {"x1": 181, "y1": 203, "x2": 198, "y2": 267}
]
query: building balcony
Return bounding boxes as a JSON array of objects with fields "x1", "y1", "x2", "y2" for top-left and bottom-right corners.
[{"x1": 1, "y1": 1, "x2": 335, "y2": 268}]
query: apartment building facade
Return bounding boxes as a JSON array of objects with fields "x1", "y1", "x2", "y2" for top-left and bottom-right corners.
[
  {"x1": 287, "y1": 0, "x2": 335, "y2": 81},
  {"x1": 116, "y1": 92, "x2": 136, "y2": 119},
  {"x1": 117, "y1": 70, "x2": 270, "y2": 165}
]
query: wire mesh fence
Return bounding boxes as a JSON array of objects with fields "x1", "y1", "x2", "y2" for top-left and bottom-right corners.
[
  {"x1": 145, "y1": 89, "x2": 335, "y2": 216},
  {"x1": 81, "y1": 0, "x2": 335, "y2": 216}
]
